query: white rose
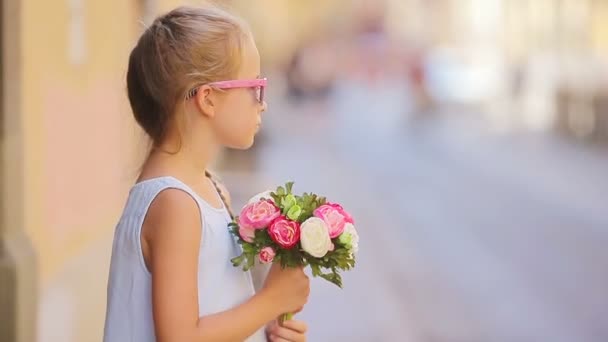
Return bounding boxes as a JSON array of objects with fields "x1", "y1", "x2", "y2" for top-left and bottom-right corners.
[
  {"x1": 300, "y1": 217, "x2": 332, "y2": 258},
  {"x1": 247, "y1": 190, "x2": 275, "y2": 205},
  {"x1": 343, "y1": 223, "x2": 359, "y2": 254}
]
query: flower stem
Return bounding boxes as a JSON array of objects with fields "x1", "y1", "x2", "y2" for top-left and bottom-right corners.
[{"x1": 278, "y1": 312, "x2": 294, "y2": 326}]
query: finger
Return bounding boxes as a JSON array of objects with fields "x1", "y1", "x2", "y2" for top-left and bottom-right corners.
[
  {"x1": 266, "y1": 320, "x2": 278, "y2": 332},
  {"x1": 271, "y1": 325, "x2": 305, "y2": 341},
  {"x1": 267, "y1": 320, "x2": 281, "y2": 335},
  {"x1": 282, "y1": 319, "x2": 308, "y2": 334}
]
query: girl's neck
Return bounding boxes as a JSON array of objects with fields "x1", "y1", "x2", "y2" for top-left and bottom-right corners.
[{"x1": 142, "y1": 139, "x2": 220, "y2": 184}]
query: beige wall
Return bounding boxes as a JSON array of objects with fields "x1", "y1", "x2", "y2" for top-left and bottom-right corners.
[
  {"x1": 14, "y1": 0, "x2": 144, "y2": 340},
  {"x1": 21, "y1": 0, "x2": 140, "y2": 287}
]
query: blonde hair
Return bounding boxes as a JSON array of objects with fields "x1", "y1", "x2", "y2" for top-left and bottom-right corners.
[{"x1": 127, "y1": 5, "x2": 251, "y2": 145}]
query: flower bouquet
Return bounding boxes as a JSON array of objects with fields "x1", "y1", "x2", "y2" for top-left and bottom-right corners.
[{"x1": 229, "y1": 182, "x2": 359, "y2": 321}]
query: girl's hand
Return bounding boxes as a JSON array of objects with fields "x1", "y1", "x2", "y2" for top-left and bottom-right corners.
[
  {"x1": 266, "y1": 319, "x2": 308, "y2": 342},
  {"x1": 261, "y1": 264, "x2": 310, "y2": 314}
]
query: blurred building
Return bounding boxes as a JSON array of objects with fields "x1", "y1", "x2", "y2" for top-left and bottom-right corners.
[{"x1": 388, "y1": 0, "x2": 608, "y2": 139}]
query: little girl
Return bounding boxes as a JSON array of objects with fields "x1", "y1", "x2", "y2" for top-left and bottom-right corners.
[{"x1": 104, "y1": 5, "x2": 309, "y2": 342}]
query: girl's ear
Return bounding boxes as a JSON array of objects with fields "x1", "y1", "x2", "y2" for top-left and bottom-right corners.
[{"x1": 194, "y1": 85, "x2": 216, "y2": 118}]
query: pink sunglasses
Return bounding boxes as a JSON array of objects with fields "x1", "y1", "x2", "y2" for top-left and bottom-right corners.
[{"x1": 185, "y1": 78, "x2": 267, "y2": 103}]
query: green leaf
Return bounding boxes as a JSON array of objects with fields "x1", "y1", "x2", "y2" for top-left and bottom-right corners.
[
  {"x1": 285, "y1": 182, "x2": 294, "y2": 194},
  {"x1": 276, "y1": 186, "x2": 286, "y2": 196},
  {"x1": 231, "y1": 254, "x2": 246, "y2": 267},
  {"x1": 244, "y1": 254, "x2": 255, "y2": 271},
  {"x1": 281, "y1": 194, "x2": 297, "y2": 211},
  {"x1": 287, "y1": 205, "x2": 302, "y2": 221},
  {"x1": 319, "y1": 272, "x2": 343, "y2": 288}
]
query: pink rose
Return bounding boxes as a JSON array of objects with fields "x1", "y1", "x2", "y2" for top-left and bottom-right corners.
[
  {"x1": 340, "y1": 205, "x2": 355, "y2": 224},
  {"x1": 327, "y1": 203, "x2": 354, "y2": 223},
  {"x1": 313, "y1": 203, "x2": 353, "y2": 238},
  {"x1": 239, "y1": 225, "x2": 255, "y2": 243},
  {"x1": 268, "y1": 216, "x2": 301, "y2": 249},
  {"x1": 239, "y1": 200, "x2": 281, "y2": 230},
  {"x1": 258, "y1": 247, "x2": 276, "y2": 264}
]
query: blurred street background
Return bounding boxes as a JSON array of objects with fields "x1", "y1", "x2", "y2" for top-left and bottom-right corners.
[{"x1": 2, "y1": 0, "x2": 608, "y2": 341}]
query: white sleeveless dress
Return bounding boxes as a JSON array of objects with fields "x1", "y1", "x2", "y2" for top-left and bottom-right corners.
[{"x1": 103, "y1": 176, "x2": 267, "y2": 341}]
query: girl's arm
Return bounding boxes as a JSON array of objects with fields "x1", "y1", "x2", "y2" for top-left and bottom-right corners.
[{"x1": 145, "y1": 189, "x2": 281, "y2": 342}]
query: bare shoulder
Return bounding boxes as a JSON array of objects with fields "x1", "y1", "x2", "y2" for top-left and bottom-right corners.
[{"x1": 143, "y1": 188, "x2": 203, "y2": 247}]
